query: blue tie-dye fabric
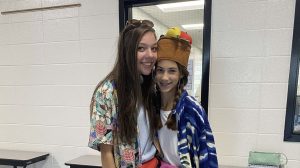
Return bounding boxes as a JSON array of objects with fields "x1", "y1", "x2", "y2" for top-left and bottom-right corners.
[{"x1": 174, "y1": 90, "x2": 218, "y2": 168}]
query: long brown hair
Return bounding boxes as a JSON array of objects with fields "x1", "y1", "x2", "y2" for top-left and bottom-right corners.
[
  {"x1": 90, "y1": 20, "x2": 158, "y2": 144},
  {"x1": 155, "y1": 63, "x2": 189, "y2": 130}
]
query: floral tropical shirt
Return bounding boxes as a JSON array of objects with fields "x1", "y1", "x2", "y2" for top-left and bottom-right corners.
[{"x1": 88, "y1": 80, "x2": 140, "y2": 167}]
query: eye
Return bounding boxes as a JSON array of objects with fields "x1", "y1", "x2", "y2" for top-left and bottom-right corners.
[
  {"x1": 168, "y1": 69, "x2": 178, "y2": 74},
  {"x1": 156, "y1": 68, "x2": 164, "y2": 74},
  {"x1": 137, "y1": 46, "x2": 145, "y2": 52},
  {"x1": 151, "y1": 46, "x2": 158, "y2": 52}
]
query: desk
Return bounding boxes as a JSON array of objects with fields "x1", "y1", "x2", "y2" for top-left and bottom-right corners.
[
  {"x1": 65, "y1": 155, "x2": 102, "y2": 168},
  {"x1": 0, "y1": 149, "x2": 49, "y2": 168}
]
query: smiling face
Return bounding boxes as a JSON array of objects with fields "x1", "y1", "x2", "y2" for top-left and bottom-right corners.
[
  {"x1": 155, "y1": 60, "x2": 181, "y2": 94},
  {"x1": 137, "y1": 31, "x2": 157, "y2": 75}
]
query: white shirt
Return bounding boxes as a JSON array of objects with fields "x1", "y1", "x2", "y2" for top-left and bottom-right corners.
[
  {"x1": 137, "y1": 106, "x2": 156, "y2": 163},
  {"x1": 158, "y1": 110, "x2": 181, "y2": 166}
]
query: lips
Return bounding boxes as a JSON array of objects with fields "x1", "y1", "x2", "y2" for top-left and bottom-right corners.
[
  {"x1": 141, "y1": 60, "x2": 154, "y2": 64},
  {"x1": 142, "y1": 62, "x2": 152, "y2": 66},
  {"x1": 141, "y1": 61, "x2": 154, "y2": 67},
  {"x1": 159, "y1": 82, "x2": 172, "y2": 88},
  {"x1": 139, "y1": 61, "x2": 154, "y2": 75}
]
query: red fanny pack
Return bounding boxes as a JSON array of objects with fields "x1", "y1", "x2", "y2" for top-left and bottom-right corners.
[{"x1": 140, "y1": 157, "x2": 160, "y2": 168}]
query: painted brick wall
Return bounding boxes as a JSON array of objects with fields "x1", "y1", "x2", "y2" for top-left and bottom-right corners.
[
  {"x1": 0, "y1": 0, "x2": 118, "y2": 167},
  {"x1": 1, "y1": 0, "x2": 300, "y2": 167},
  {"x1": 210, "y1": 0, "x2": 300, "y2": 167}
]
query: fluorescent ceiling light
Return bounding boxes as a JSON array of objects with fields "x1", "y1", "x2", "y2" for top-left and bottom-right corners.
[
  {"x1": 182, "y1": 23, "x2": 204, "y2": 30},
  {"x1": 157, "y1": 0, "x2": 204, "y2": 12}
]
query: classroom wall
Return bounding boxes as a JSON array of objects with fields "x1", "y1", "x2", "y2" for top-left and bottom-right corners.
[
  {"x1": 0, "y1": 0, "x2": 118, "y2": 167},
  {"x1": 0, "y1": 0, "x2": 300, "y2": 167},
  {"x1": 209, "y1": 0, "x2": 300, "y2": 167}
]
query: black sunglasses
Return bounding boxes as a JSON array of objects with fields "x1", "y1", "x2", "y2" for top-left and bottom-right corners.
[{"x1": 126, "y1": 19, "x2": 154, "y2": 28}]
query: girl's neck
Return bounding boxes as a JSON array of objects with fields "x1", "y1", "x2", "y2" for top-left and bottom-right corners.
[{"x1": 160, "y1": 88, "x2": 176, "y2": 111}]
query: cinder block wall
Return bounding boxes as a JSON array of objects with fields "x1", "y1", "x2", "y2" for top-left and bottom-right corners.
[
  {"x1": 0, "y1": 0, "x2": 118, "y2": 167},
  {"x1": 210, "y1": 0, "x2": 300, "y2": 167},
  {"x1": 0, "y1": 0, "x2": 300, "y2": 167}
]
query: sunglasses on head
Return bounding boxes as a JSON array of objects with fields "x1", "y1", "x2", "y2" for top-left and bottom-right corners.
[{"x1": 126, "y1": 19, "x2": 154, "y2": 28}]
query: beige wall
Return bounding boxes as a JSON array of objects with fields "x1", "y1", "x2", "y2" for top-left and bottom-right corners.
[
  {"x1": 0, "y1": 0, "x2": 299, "y2": 167},
  {"x1": 0, "y1": 0, "x2": 118, "y2": 167},
  {"x1": 209, "y1": 0, "x2": 299, "y2": 167}
]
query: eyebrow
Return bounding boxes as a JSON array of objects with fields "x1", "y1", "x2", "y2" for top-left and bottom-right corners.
[
  {"x1": 139, "y1": 42, "x2": 157, "y2": 46},
  {"x1": 157, "y1": 66, "x2": 178, "y2": 70}
]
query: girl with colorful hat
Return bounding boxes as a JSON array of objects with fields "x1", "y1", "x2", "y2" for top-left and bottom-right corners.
[{"x1": 154, "y1": 27, "x2": 218, "y2": 168}]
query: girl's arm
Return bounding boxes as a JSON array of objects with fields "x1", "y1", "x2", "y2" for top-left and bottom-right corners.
[{"x1": 100, "y1": 144, "x2": 116, "y2": 168}]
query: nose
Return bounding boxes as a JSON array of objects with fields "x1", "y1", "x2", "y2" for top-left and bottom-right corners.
[
  {"x1": 161, "y1": 71, "x2": 169, "y2": 81},
  {"x1": 146, "y1": 48, "x2": 156, "y2": 59}
]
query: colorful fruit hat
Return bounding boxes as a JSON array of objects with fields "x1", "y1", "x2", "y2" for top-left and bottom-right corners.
[{"x1": 157, "y1": 27, "x2": 192, "y2": 68}]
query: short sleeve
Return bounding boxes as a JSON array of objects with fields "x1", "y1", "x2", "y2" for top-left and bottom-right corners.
[{"x1": 88, "y1": 80, "x2": 117, "y2": 151}]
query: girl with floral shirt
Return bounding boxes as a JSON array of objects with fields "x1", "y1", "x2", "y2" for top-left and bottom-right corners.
[{"x1": 89, "y1": 19, "x2": 159, "y2": 168}]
